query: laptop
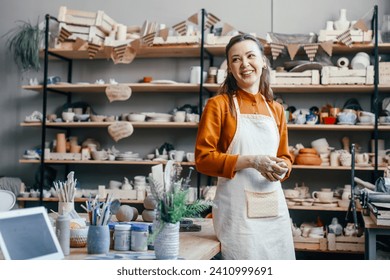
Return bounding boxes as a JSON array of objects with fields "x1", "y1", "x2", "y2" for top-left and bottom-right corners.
[{"x1": 0, "y1": 206, "x2": 64, "y2": 260}]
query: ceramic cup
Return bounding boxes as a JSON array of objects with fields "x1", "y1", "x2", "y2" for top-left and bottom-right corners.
[
  {"x1": 311, "y1": 138, "x2": 329, "y2": 154},
  {"x1": 173, "y1": 111, "x2": 186, "y2": 122},
  {"x1": 329, "y1": 108, "x2": 341, "y2": 118},
  {"x1": 190, "y1": 66, "x2": 201, "y2": 83},
  {"x1": 62, "y1": 112, "x2": 75, "y2": 122},
  {"x1": 330, "y1": 152, "x2": 341, "y2": 166},
  {"x1": 186, "y1": 152, "x2": 195, "y2": 162},
  {"x1": 355, "y1": 153, "x2": 369, "y2": 164},
  {"x1": 312, "y1": 191, "x2": 334, "y2": 202},
  {"x1": 169, "y1": 150, "x2": 185, "y2": 162}
]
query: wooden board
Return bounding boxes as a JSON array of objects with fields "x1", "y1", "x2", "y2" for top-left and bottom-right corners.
[
  {"x1": 63, "y1": 218, "x2": 220, "y2": 260},
  {"x1": 58, "y1": 6, "x2": 116, "y2": 35},
  {"x1": 271, "y1": 70, "x2": 320, "y2": 85},
  {"x1": 321, "y1": 66, "x2": 374, "y2": 85},
  {"x1": 49, "y1": 152, "x2": 81, "y2": 160},
  {"x1": 153, "y1": 35, "x2": 199, "y2": 46},
  {"x1": 327, "y1": 233, "x2": 364, "y2": 252},
  {"x1": 379, "y1": 62, "x2": 390, "y2": 85},
  {"x1": 293, "y1": 236, "x2": 327, "y2": 251},
  {"x1": 205, "y1": 34, "x2": 233, "y2": 45},
  {"x1": 318, "y1": 30, "x2": 372, "y2": 43}
]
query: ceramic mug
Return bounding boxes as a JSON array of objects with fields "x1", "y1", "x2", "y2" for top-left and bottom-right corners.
[
  {"x1": 312, "y1": 191, "x2": 334, "y2": 202},
  {"x1": 294, "y1": 114, "x2": 306, "y2": 124},
  {"x1": 330, "y1": 152, "x2": 340, "y2": 166},
  {"x1": 355, "y1": 153, "x2": 369, "y2": 164},
  {"x1": 186, "y1": 152, "x2": 195, "y2": 162},
  {"x1": 174, "y1": 111, "x2": 186, "y2": 122},
  {"x1": 169, "y1": 150, "x2": 185, "y2": 162}
]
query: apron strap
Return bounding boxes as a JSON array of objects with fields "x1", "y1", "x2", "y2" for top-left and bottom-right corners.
[{"x1": 233, "y1": 96, "x2": 241, "y2": 115}]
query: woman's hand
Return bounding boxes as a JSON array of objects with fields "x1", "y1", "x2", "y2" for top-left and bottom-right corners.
[{"x1": 252, "y1": 155, "x2": 288, "y2": 182}]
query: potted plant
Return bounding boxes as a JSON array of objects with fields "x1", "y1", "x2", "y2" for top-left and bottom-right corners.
[
  {"x1": 3, "y1": 19, "x2": 44, "y2": 72},
  {"x1": 148, "y1": 162, "x2": 212, "y2": 259}
]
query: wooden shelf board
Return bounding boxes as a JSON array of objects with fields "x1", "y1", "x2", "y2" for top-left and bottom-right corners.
[
  {"x1": 379, "y1": 84, "x2": 390, "y2": 91},
  {"x1": 44, "y1": 43, "x2": 390, "y2": 61},
  {"x1": 204, "y1": 83, "x2": 374, "y2": 93},
  {"x1": 46, "y1": 45, "x2": 201, "y2": 60},
  {"x1": 292, "y1": 165, "x2": 381, "y2": 171},
  {"x1": 20, "y1": 121, "x2": 198, "y2": 128},
  {"x1": 19, "y1": 159, "x2": 195, "y2": 166},
  {"x1": 294, "y1": 247, "x2": 364, "y2": 254},
  {"x1": 287, "y1": 124, "x2": 374, "y2": 131},
  {"x1": 288, "y1": 205, "x2": 356, "y2": 211},
  {"x1": 22, "y1": 83, "x2": 201, "y2": 93}
]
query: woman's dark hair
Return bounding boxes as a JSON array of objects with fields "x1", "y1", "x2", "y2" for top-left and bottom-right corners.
[{"x1": 219, "y1": 34, "x2": 273, "y2": 115}]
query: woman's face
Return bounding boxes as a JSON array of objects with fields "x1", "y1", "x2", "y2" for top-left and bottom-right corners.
[{"x1": 227, "y1": 40, "x2": 265, "y2": 94}]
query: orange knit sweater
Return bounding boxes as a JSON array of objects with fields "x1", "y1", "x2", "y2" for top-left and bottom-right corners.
[{"x1": 195, "y1": 88, "x2": 293, "y2": 180}]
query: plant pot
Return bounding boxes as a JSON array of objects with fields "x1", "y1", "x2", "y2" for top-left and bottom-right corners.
[{"x1": 154, "y1": 221, "x2": 180, "y2": 260}]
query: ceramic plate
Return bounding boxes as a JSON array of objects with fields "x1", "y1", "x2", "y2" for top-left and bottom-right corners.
[
  {"x1": 379, "y1": 122, "x2": 390, "y2": 125},
  {"x1": 337, "y1": 122, "x2": 355, "y2": 125},
  {"x1": 0, "y1": 190, "x2": 16, "y2": 211},
  {"x1": 289, "y1": 62, "x2": 323, "y2": 73}
]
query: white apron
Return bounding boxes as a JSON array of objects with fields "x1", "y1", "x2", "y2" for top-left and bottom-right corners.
[{"x1": 213, "y1": 96, "x2": 295, "y2": 260}]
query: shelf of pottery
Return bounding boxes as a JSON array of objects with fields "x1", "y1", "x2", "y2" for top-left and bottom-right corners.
[{"x1": 19, "y1": 7, "x2": 211, "y2": 204}]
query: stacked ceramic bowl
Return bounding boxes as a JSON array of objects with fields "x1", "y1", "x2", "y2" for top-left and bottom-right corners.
[
  {"x1": 116, "y1": 151, "x2": 141, "y2": 161},
  {"x1": 143, "y1": 112, "x2": 172, "y2": 122},
  {"x1": 295, "y1": 148, "x2": 322, "y2": 165}
]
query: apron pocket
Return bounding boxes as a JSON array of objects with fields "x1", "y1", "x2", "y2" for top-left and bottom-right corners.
[{"x1": 245, "y1": 189, "x2": 279, "y2": 218}]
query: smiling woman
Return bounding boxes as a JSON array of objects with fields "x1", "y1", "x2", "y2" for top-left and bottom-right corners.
[
  {"x1": 195, "y1": 34, "x2": 294, "y2": 260},
  {"x1": 228, "y1": 41, "x2": 266, "y2": 94}
]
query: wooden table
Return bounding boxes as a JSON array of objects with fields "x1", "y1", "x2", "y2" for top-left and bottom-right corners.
[
  {"x1": 362, "y1": 214, "x2": 390, "y2": 260},
  {"x1": 66, "y1": 218, "x2": 220, "y2": 260}
]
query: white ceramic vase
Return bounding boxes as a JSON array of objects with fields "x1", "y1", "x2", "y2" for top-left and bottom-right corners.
[
  {"x1": 334, "y1": 9, "x2": 350, "y2": 31},
  {"x1": 154, "y1": 221, "x2": 180, "y2": 260}
]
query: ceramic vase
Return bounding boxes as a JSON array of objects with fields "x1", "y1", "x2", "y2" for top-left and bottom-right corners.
[
  {"x1": 87, "y1": 225, "x2": 110, "y2": 254},
  {"x1": 154, "y1": 221, "x2": 180, "y2": 260},
  {"x1": 56, "y1": 133, "x2": 66, "y2": 153},
  {"x1": 334, "y1": 9, "x2": 350, "y2": 31}
]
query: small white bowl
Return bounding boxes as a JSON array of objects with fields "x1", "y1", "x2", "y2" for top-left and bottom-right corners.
[
  {"x1": 20, "y1": 192, "x2": 30, "y2": 198},
  {"x1": 62, "y1": 112, "x2": 75, "y2": 122},
  {"x1": 128, "y1": 113, "x2": 146, "y2": 122},
  {"x1": 146, "y1": 153, "x2": 155, "y2": 160}
]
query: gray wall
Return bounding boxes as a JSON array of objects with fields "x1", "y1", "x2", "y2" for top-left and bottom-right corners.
[{"x1": 0, "y1": 0, "x2": 388, "y2": 190}]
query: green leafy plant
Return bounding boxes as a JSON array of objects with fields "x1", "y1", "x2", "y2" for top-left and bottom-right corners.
[
  {"x1": 148, "y1": 177, "x2": 211, "y2": 225},
  {"x1": 3, "y1": 20, "x2": 43, "y2": 72}
]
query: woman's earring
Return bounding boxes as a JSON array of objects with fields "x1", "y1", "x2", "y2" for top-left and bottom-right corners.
[{"x1": 263, "y1": 65, "x2": 268, "y2": 69}]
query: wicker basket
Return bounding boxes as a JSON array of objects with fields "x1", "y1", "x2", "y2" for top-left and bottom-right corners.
[{"x1": 70, "y1": 227, "x2": 88, "y2": 248}]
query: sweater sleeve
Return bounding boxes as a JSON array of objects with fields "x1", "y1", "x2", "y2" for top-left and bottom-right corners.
[
  {"x1": 273, "y1": 102, "x2": 293, "y2": 181},
  {"x1": 195, "y1": 97, "x2": 239, "y2": 179}
]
